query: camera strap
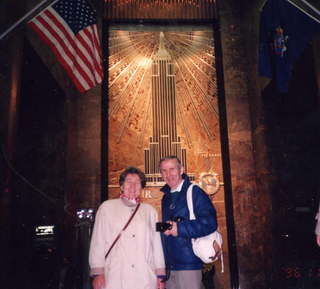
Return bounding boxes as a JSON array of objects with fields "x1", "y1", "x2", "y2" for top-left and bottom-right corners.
[{"x1": 105, "y1": 203, "x2": 141, "y2": 259}]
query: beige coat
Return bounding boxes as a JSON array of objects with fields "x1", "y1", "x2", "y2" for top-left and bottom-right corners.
[{"x1": 89, "y1": 199, "x2": 165, "y2": 289}]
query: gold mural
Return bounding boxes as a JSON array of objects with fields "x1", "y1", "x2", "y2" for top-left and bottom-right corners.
[{"x1": 107, "y1": 24, "x2": 224, "y2": 207}]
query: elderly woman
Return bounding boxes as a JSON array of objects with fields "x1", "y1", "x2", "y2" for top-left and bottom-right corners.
[{"x1": 89, "y1": 166, "x2": 165, "y2": 289}]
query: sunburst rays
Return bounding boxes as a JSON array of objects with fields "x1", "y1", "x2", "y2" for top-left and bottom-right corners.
[{"x1": 107, "y1": 26, "x2": 218, "y2": 150}]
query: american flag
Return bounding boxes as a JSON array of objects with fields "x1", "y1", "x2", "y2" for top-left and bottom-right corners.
[{"x1": 29, "y1": 0, "x2": 103, "y2": 92}]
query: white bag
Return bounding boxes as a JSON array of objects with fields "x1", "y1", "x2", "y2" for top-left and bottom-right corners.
[{"x1": 186, "y1": 184, "x2": 224, "y2": 272}]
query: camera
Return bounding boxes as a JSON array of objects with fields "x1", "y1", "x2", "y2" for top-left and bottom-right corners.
[
  {"x1": 156, "y1": 222, "x2": 172, "y2": 232},
  {"x1": 156, "y1": 217, "x2": 183, "y2": 232}
]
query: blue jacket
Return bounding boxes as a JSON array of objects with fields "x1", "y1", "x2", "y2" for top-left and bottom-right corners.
[{"x1": 161, "y1": 175, "x2": 217, "y2": 270}]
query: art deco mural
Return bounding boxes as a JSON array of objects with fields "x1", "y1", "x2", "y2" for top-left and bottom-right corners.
[{"x1": 107, "y1": 25, "x2": 224, "y2": 215}]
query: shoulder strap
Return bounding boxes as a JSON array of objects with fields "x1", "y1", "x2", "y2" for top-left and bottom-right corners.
[
  {"x1": 105, "y1": 203, "x2": 141, "y2": 259},
  {"x1": 186, "y1": 184, "x2": 195, "y2": 220}
]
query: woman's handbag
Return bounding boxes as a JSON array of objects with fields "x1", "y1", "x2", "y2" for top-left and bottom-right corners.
[
  {"x1": 186, "y1": 185, "x2": 224, "y2": 272},
  {"x1": 105, "y1": 203, "x2": 141, "y2": 259}
]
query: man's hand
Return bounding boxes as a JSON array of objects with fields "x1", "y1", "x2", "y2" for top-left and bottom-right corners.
[
  {"x1": 317, "y1": 234, "x2": 320, "y2": 247},
  {"x1": 92, "y1": 274, "x2": 105, "y2": 289},
  {"x1": 164, "y1": 221, "x2": 178, "y2": 236}
]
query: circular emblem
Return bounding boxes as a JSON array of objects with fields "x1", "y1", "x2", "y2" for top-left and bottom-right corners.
[{"x1": 199, "y1": 172, "x2": 220, "y2": 196}]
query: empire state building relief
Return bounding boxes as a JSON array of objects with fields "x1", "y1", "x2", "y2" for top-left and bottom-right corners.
[{"x1": 144, "y1": 32, "x2": 192, "y2": 185}]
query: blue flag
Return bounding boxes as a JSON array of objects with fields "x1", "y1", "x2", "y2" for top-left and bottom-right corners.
[{"x1": 258, "y1": 0, "x2": 320, "y2": 92}]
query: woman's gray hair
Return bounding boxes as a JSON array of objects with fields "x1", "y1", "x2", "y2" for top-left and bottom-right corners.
[{"x1": 119, "y1": 166, "x2": 146, "y2": 188}]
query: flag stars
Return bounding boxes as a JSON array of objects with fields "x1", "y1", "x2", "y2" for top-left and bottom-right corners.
[{"x1": 53, "y1": 0, "x2": 97, "y2": 34}]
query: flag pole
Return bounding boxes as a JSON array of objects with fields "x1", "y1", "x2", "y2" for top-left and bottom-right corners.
[
  {"x1": 259, "y1": 0, "x2": 268, "y2": 11},
  {"x1": 0, "y1": 0, "x2": 60, "y2": 41}
]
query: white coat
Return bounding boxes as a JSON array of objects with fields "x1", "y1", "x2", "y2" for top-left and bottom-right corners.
[{"x1": 89, "y1": 198, "x2": 165, "y2": 289}]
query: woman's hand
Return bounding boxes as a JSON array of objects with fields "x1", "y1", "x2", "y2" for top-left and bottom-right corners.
[
  {"x1": 92, "y1": 274, "x2": 105, "y2": 289},
  {"x1": 157, "y1": 277, "x2": 165, "y2": 289}
]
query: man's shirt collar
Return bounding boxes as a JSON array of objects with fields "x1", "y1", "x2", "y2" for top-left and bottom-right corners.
[{"x1": 170, "y1": 179, "x2": 184, "y2": 193}]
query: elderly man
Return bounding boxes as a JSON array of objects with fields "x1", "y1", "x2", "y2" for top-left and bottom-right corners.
[
  {"x1": 159, "y1": 156, "x2": 217, "y2": 289},
  {"x1": 89, "y1": 166, "x2": 165, "y2": 289}
]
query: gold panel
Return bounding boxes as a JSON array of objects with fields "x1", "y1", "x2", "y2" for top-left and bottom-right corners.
[
  {"x1": 107, "y1": 25, "x2": 221, "y2": 185},
  {"x1": 104, "y1": 0, "x2": 216, "y2": 20},
  {"x1": 107, "y1": 24, "x2": 224, "y2": 206}
]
